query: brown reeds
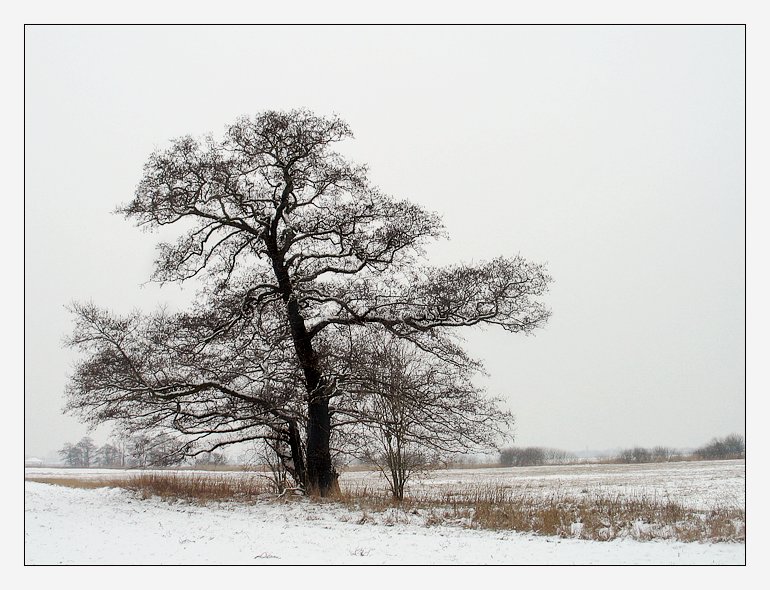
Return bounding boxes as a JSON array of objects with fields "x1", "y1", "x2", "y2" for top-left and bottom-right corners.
[
  {"x1": 26, "y1": 472, "x2": 272, "y2": 504},
  {"x1": 311, "y1": 482, "x2": 744, "y2": 543}
]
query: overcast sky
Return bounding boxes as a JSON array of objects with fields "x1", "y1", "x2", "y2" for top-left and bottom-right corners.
[{"x1": 24, "y1": 25, "x2": 744, "y2": 458}]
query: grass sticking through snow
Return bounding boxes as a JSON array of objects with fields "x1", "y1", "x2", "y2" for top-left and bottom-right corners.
[{"x1": 26, "y1": 474, "x2": 744, "y2": 543}]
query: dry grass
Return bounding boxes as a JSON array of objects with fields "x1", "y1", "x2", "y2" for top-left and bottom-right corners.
[
  {"x1": 463, "y1": 488, "x2": 744, "y2": 543},
  {"x1": 316, "y1": 483, "x2": 744, "y2": 543},
  {"x1": 120, "y1": 472, "x2": 272, "y2": 503},
  {"x1": 26, "y1": 472, "x2": 273, "y2": 504},
  {"x1": 25, "y1": 477, "x2": 117, "y2": 490},
  {"x1": 26, "y1": 474, "x2": 744, "y2": 543}
]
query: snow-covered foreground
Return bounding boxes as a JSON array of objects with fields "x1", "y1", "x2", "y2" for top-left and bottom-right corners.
[{"x1": 25, "y1": 480, "x2": 744, "y2": 565}]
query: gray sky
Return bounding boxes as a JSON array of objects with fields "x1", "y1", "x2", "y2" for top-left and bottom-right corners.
[{"x1": 24, "y1": 25, "x2": 744, "y2": 458}]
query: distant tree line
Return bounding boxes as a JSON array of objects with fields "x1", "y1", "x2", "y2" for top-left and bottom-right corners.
[
  {"x1": 499, "y1": 434, "x2": 745, "y2": 467},
  {"x1": 57, "y1": 435, "x2": 227, "y2": 468},
  {"x1": 499, "y1": 446, "x2": 576, "y2": 467},
  {"x1": 616, "y1": 446, "x2": 678, "y2": 464},
  {"x1": 613, "y1": 434, "x2": 745, "y2": 464}
]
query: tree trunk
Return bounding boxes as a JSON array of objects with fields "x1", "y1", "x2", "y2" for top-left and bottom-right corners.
[
  {"x1": 286, "y1": 419, "x2": 307, "y2": 489},
  {"x1": 284, "y1": 299, "x2": 338, "y2": 495},
  {"x1": 268, "y1": 238, "x2": 338, "y2": 496},
  {"x1": 306, "y1": 390, "x2": 339, "y2": 496}
]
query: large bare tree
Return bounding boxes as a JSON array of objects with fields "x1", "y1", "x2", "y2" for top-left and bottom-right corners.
[{"x1": 65, "y1": 110, "x2": 552, "y2": 496}]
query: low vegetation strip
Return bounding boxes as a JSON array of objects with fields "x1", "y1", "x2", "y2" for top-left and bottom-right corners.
[
  {"x1": 25, "y1": 472, "x2": 744, "y2": 544},
  {"x1": 25, "y1": 472, "x2": 274, "y2": 502},
  {"x1": 460, "y1": 489, "x2": 744, "y2": 543}
]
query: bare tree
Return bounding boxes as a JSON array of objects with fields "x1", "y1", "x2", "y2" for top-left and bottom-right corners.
[
  {"x1": 58, "y1": 442, "x2": 83, "y2": 467},
  {"x1": 695, "y1": 434, "x2": 745, "y2": 460},
  {"x1": 96, "y1": 443, "x2": 123, "y2": 467},
  {"x1": 65, "y1": 110, "x2": 551, "y2": 496},
  {"x1": 338, "y1": 331, "x2": 512, "y2": 500},
  {"x1": 58, "y1": 437, "x2": 98, "y2": 467},
  {"x1": 75, "y1": 437, "x2": 97, "y2": 468}
]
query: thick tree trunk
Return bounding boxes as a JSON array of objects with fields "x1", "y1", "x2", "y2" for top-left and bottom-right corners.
[
  {"x1": 305, "y1": 390, "x2": 339, "y2": 496},
  {"x1": 268, "y1": 231, "x2": 338, "y2": 496},
  {"x1": 284, "y1": 297, "x2": 338, "y2": 495}
]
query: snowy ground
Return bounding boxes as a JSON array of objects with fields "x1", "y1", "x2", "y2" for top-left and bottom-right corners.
[
  {"x1": 24, "y1": 482, "x2": 744, "y2": 565},
  {"x1": 25, "y1": 460, "x2": 745, "y2": 565}
]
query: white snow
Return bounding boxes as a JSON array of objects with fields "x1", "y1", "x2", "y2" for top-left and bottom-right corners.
[{"x1": 25, "y1": 480, "x2": 744, "y2": 565}]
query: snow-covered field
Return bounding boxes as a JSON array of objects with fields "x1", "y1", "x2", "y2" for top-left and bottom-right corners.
[
  {"x1": 26, "y1": 459, "x2": 746, "y2": 509},
  {"x1": 25, "y1": 460, "x2": 745, "y2": 565},
  {"x1": 24, "y1": 481, "x2": 743, "y2": 565},
  {"x1": 344, "y1": 459, "x2": 746, "y2": 510}
]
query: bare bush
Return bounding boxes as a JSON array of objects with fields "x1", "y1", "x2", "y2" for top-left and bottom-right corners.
[
  {"x1": 695, "y1": 434, "x2": 745, "y2": 460},
  {"x1": 651, "y1": 446, "x2": 676, "y2": 462},
  {"x1": 618, "y1": 447, "x2": 652, "y2": 464},
  {"x1": 346, "y1": 332, "x2": 512, "y2": 500},
  {"x1": 499, "y1": 446, "x2": 576, "y2": 467}
]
